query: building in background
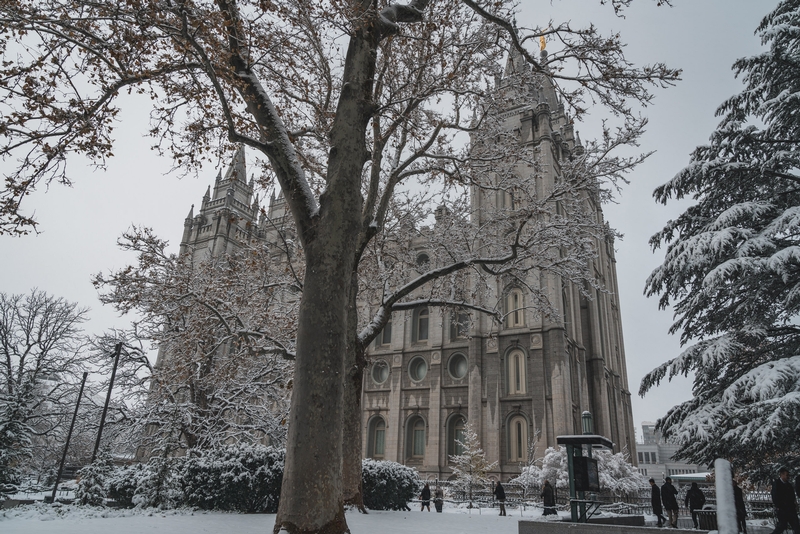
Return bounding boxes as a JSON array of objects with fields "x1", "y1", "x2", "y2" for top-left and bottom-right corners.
[{"x1": 636, "y1": 421, "x2": 702, "y2": 481}]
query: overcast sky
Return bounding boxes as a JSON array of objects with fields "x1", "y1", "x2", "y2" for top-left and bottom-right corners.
[{"x1": 0, "y1": 1, "x2": 778, "y2": 442}]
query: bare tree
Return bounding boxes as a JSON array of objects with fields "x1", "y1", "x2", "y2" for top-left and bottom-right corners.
[
  {"x1": 0, "y1": 289, "x2": 90, "y2": 483},
  {"x1": 92, "y1": 227, "x2": 296, "y2": 455},
  {"x1": 0, "y1": 1, "x2": 679, "y2": 532}
]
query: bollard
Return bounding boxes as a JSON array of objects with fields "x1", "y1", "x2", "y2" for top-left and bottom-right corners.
[{"x1": 715, "y1": 458, "x2": 737, "y2": 534}]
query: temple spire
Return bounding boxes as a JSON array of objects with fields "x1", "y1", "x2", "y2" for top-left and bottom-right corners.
[{"x1": 224, "y1": 145, "x2": 247, "y2": 182}]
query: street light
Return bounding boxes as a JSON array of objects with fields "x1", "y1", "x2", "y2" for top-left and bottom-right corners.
[
  {"x1": 91, "y1": 342, "x2": 123, "y2": 463},
  {"x1": 581, "y1": 411, "x2": 593, "y2": 435}
]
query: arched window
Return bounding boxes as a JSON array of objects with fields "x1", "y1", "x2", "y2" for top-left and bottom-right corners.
[
  {"x1": 406, "y1": 416, "x2": 426, "y2": 459},
  {"x1": 508, "y1": 415, "x2": 528, "y2": 462},
  {"x1": 413, "y1": 308, "x2": 429, "y2": 342},
  {"x1": 375, "y1": 316, "x2": 392, "y2": 347},
  {"x1": 450, "y1": 311, "x2": 470, "y2": 340},
  {"x1": 506, "y1": 349, "x2": 526, "y2": 395},
  {"x1": 505, "y1": 288, "x2": 525, "y2": 328},
  {"x1": 367, "y1": 417, "x2": 386, "y2": 458},
  {"x1": 447, "y1": 415, "x2": 467, "y2": 456}
]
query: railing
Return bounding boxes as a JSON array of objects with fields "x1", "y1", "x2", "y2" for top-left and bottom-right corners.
[{"x1": 420, "y1": 479, "x2": 772, "y2": 519}]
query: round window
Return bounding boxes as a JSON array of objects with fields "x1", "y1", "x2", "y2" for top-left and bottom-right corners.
[
  {"x1": 448, "y1": 353, "x2": 468, "y2": 379},
  {"x1": 372, "y1": 360, "x2": 389, "y2": 384},
  {"x1": 408, "y1": 356, "x2": 428, "y2": 382}
]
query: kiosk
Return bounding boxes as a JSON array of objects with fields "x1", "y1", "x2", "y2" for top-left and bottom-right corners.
[{"x1": 556, "y1": 412, "x2": 613, "y2": 523}]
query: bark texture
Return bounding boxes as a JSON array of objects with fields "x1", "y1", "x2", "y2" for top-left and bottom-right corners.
[{"x1": 275, "y1": 26, "x2": 375, "y2": 534}]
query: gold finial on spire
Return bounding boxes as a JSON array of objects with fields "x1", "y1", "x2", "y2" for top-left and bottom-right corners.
[{"x1": 540, "y1": 34, "x2": 546, "y2": 51}]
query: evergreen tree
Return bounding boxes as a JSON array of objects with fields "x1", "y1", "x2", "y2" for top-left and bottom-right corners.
[
  {"x1": 76, "y1": 449, "x2": 114, "y2": 506},
  {"x1": 641, "y1": 0, "x2": 800, "y2": 481}
]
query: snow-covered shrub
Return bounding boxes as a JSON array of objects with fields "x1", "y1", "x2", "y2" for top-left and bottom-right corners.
[
  {"x1": 132, "y1": 456, "x2": 184, "y2": 509},
  {"x1": 517, "y1": 446, "x2": 647, "y2": 497},
  {"x1": 516, "y1": 446, "x2": 570, "y2": 492},
  {"x1": 180, "y1": 444, "x2": 284, "y2": 513},
  {"x1": 75, "y1": 451, "x2": 114, "y2": 505},
  {"x1": 106, "y1": 464, "x2": 142, "y2": 508},
  {"x1": 361, "y1": 459, "x2": 419, "y2": 511},
  {"x1": 594, "y1": 448, "x2": 649, "y2": 496}
]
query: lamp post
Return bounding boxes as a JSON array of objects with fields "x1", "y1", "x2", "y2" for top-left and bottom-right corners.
[
  {"x1": 51, "y1": 371, "x2": 88, "y2": 504},
  {"x1": 91, "y1": 342, "x2": 122, "y2": 463},
  {"x1": 581, "y1": 411, "x2": 593, "y2": 435}
]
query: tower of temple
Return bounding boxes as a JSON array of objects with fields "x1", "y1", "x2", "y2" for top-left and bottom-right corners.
[
  {"x1": 178, "y1": 146, "x2": 269, "y2": 260},
  {"x1": 360, "y1": 49, "x2": 635, "y2": 481}
]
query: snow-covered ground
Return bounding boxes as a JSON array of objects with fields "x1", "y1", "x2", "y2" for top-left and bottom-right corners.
[
  {"x1": 1, "y1": 504, "x2": 561, "y2": 534},
  {"x1": 0, "y1": 501, "x2": 778, "y2": 534}
]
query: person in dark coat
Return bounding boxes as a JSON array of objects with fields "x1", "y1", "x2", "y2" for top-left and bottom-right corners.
[
  {"x1": 733, "y1": 479, "x2": 747, "y2": 533},
  {"x1": 434, "y1": 486, "x2": 444, "y2": 513},
  {"x1": 650, "y1": 478, "x2": 667, "y2": 527},
  {"x1": 494, "y1": 481, "x2": 506, "y2": 516},
  {"x1": 662, "y1": 477, "x2": 680, "y2": 528},
  {"x1": 420, "y1": 483, "x2": 431, "y2": 512},
  {"x1": 770, "y1": 468, "x2": 800, "y2": 534},
  {"x1": 541, "y1": 480, "x2": 557, "y2": 516},
  {"x1": 685, "y1": 482, "x2": 706, "y2": 529}
]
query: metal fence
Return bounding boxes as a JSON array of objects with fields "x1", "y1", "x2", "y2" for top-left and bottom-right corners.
[{"x1": 420, "y1": 479, "x2": 776, "y2": 520}]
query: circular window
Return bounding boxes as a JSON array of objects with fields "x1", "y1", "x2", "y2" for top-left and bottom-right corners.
[
  {"x1": 448, "y1": 353, "x2": 468, "y2": 379},
  {"x1": 408, "y1": 356, "x2": 428, "y2": 382},
  {"x1": 372, "y1": 360, "x2": 390, "y2": 384}
]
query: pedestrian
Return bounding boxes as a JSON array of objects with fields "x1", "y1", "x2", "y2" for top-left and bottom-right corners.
[
  {"x1": 434, "y1": 485, "x2": 444, "y2": 513},
  {"x1": 733, "y1": 479, "x2": 747, "y2": 534},
  {"x1": 420, "y1": 483, "x2": 431, "y2": 512},
  {"x1": 685, "y1": 482, "x2": 706, "y2": 529},
  {"x1": 770, "y1": 467, "x2": 800, "y2": 534},
  {"x1": 650, "y1": 478, "x2": 667, "y2": 527},
  {"x1": 494, "y1": 481, "x2": 506, "y2": 516},
  {"x1": 541, "y1": 480, "x2": 557, "y2": 516},
  {"x1": 662, "y1": 476, "x2": 680, "y2": 528}
]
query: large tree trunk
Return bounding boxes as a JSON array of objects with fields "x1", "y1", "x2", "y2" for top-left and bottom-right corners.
[
  {"x1": 273, "y1": 233, "x2": 353, "y2": 534},
  {"x1": 343, "y1": 272, "x2": 367, "y2": 512},
  {"x1": 274, "y1": 29, "x2": 376, "y2": 534}
]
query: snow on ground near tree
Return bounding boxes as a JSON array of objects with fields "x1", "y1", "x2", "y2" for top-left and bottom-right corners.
[
  {"x1": 1, "y1": 504, "x2": 562, "y2": 534},
  {"x1": 0, "y1": 502, "x2": 778, "y2": 534}
]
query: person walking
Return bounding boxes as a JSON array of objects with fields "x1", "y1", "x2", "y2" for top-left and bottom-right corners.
[
  {"x1": 541, "y1": 480, "x2": 557, "y2": 516},
  {"x1": 650, "y1": 478, "x2": 667, "y2": 527},
  {"x1": 662, "y1": 477, "x2": 680, "y2": 528},
  {"x1": 494, "y1": 481, "x2": 506, "y2": 516},
  {"x1": 685, "y1": 482, "x2": 706, "y2": 529},
  {"x1": 733, "y1": 479, "x2": 747, "y2": 533},
  {"x1": 420, "y1": 483, "x2": 431, "y2": 512},
  {"x1": 770, "y1": 468, "x2": 800, "y2": 534}
]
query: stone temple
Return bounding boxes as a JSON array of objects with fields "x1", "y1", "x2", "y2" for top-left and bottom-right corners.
[{"x1": 175, "y1": 50, "x2": 636, "y2": 482}]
